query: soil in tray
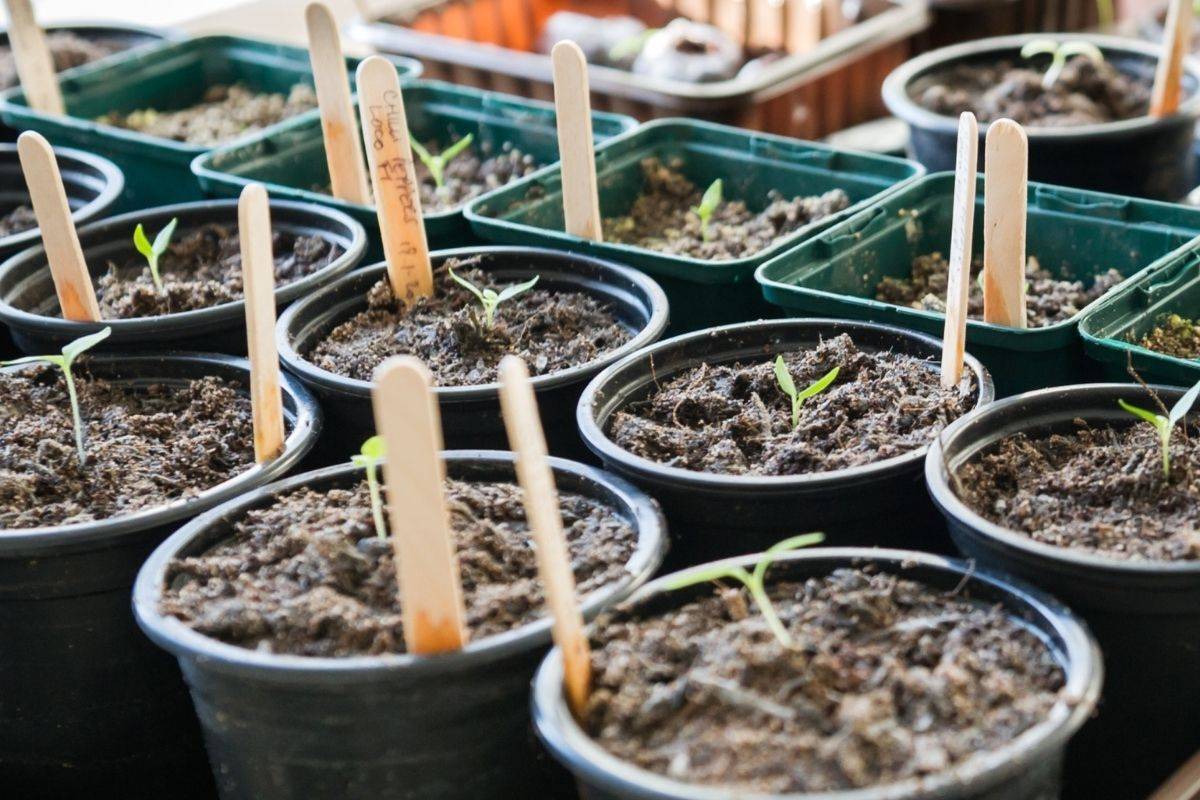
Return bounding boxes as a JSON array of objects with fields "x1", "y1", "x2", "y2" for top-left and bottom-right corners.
[
  {"x1": 1137, "y1": 313, "x2": 1200, "y2": 359},
  {"x1": 955, "y1": 417, "x2": 1200, "y2": 561},
  {"x1": 0, "y1": 31, "x2": 127, "y2": 90},
  {"x1": 96, "y1": 83, "x2": 318, "y2": 146},
  {"x1": 159, "y1": 477, "x2": 637, "y2": 655},
  {"x1": 607, "y1": 333, "x2": 974, "y2": 477},
  {"x1": 602, "y1": 158, "x2": 851, "y2": 260},
  {"x1": 94, "y1": 222, "x2": 341, "y2": 318},
  {"x1": 306, "y1": 258, "x2": 633, "y2": 385},
  {"x1": 0, "y1": 366, "x2": 255, "y2": 529},
  {"x1": 911, "y1": 55, "x2": 1151, "y2": 127},
  {"x1": 0, "y1": 203, "x2": 36, "y2": 237},
  {"x1": 585, "y1": 567, "x2": 1066, "y2": 793},
  {"x1": 875, "y1": 252, "x2": 1123, "y2": 327}
]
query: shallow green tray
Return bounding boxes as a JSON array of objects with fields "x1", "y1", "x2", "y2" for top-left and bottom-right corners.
[
  {"x1": 191, "y1": 79, "x2": 637, "y2": 253},
  {"x1": 463, "y1": 118, "x2": 924, "y2": 334},
  {"x1": 0, "y1": 35, "x2": 421, "y2": 208},
  {"x1": 755, "y1": 172, "x2": 1200, "y2": 396}
]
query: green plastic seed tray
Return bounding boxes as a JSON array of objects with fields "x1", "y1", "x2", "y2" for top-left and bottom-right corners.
[
  {"x1": 754, "y1": 172, "x2": 1200, "y2": 396},
  {"x1": 1078, "y1": 244, "x2": 1200, "y2": 386},
  {"x1": 463, "y1": 118, "x2": 924, "y2": 334},
  {"x1": 0, "y1": 35, "x2": 421, "y2": 208},
  {"x1": 191, "y1": 79, "x2": 637, "y2": 253}
]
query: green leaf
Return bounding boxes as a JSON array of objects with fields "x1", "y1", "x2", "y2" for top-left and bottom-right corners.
[
  {"x1": 1168, "y1": 377, "x2": 1200, "y2": 431},
  {"x1": 752, "y1": 532, "x2": 825, "y2": 586},
  {"x1": 494, "y1": 275, "x2": 539, "y2": 305},
  {"x1": 360, "y1": 435, "x2": 386, "y2": 461},
  {"x1": 132, "y1": 224, "x2": 154, "y2": 260},
  {"x1": 795, "y1": 365, "x2": 840, "y2": 404},
  {"x1": 1118, "y1": 398, "x2": 1167, "y2": 431},
  {"x1": 440, "y1": 133, "x2": 474, "y2": 164},
  {"x1": 698, "y1": 179, "x2": 723, "y2": 217},
  {"x1": 1, "y1": 354, "x2": 64, "y2": 369},
  {"x1": 608, "y1": 27, "x2": 658, "y2": 61},
  {"x1": 448, "y1": 266, "x2": 488, "y2": 305},
  {"x1": 773, "y1": 355, "x2": 797, "y2": 400},
  {"x1": 61, "y1": 327, "x2": 112, "y2": 365},
  {"x1": 1058, "y1": 41, "x2": 1104, "y2": 66},
  {"x1": 153, "y1": 217, "x2": 179, "y2": 255},
  {"x1": 1020, "y1": 39, "x2": 1059, "y2": 59},
  {"x1": 663, "y1": 564, "x2": 750, "y2": 592},
  {"x1": 409, "y1": 136, "x2": 434, "y2": 168}
]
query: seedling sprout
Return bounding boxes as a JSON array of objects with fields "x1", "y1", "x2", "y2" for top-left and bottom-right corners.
[
  {"x1": 1, "y1": 327, "x2": 112, "y2": 465},
  {"x1": 350, "y1": 435, "x2": 388, "y2": 539},
  {"x1": 691, "y1": 178, "x2": 723, "y2": 242},
  {"x1": 774, "y1": 357, "x2": 840, "y2": 430},
  {"x1": 448, "y1": 267, "x2": 540, "y2": 329},
  {"x1": 1019, "y1": 40, "x2": 1105, "y2": 89},
  {"x1": 1118, "y1": 377, "x2": 1200, "y2": 478},
  {"x1": 410, "y1": 134, "x2": 474, "y2": 190},
  {"x1": 608, "y1": 28, "x2": 658, "y2": 62},
  {"x1": 664, "y1": 533, "x2": 826, "y2": 648},
  {"x1": 132, "y1": 217, "x2": 179, "y2": 292}
]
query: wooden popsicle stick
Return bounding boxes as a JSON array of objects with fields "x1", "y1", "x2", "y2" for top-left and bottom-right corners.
[
  {"x1": 306, "y1": 1, "x2": 372, "y2": 205},
  {"x1": 1152, "y1": 0, "x2": 1194, "y2": 118},
  {"x1": 1149, "y1": 747, "x2": 1200, "y2": 800},
  {"x1": 941, "y1": 112, "x2": 979, "y2": 389},
  {"x1": 498, "y1": 355, "x2": 591, "y2": 719},
  {"x1": 982, "y1": 118, "x2": 1027, "y2": 329},
  {"x1": 16, "y1": 131, "x2": 99, "y2": 322},
  {"x1": 373, "y1": 356, "x2": 468, "y2": 655},
  {"x1": 551, "y1": 41, "x2": 602, "y2": 242},
  {"x1": 238, "y1": 183, "x2": 285, "y2": 463},
  {"x1": 355, "y1": 56, "x2": 433, "y2": 301},
  {"x1": 3, "y1": 0, "x2": 64, "y2": 115}
]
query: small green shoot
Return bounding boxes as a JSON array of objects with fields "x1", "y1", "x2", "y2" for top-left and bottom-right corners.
[
  {"x1": 608, "y1": 27, "x2": 658, "y2": 62},
  {"x1": 664, "y1": 533, "x2": 826, "y2": 648},
  {"x1": 1020, "y1": 39, "x2": 1105, "y2": 89},
  {"x1": 1118, "y1": 377, "x2": 1200, "y2": 478},
  {"x1": 1, "y1": 327, "x2": 112, "y2": 466},
  {"x1": 448, "y1": 267, "x2": 539, "y2": 329},
  {"x1": 349, "y1": 435, "x2": 387, "y2": 539},
  {"x1": 691, "y1": 178, "x2": 723, "y2": 242},
  {"x1": 132, "y1": 217, "x2": 179, "y2": 292},
  {"x1": 774, "y1": 357, "x2": 840, "y2": 430},
  {"x1": 410, "y1": 133, "x2": 474, "y2": 190}
]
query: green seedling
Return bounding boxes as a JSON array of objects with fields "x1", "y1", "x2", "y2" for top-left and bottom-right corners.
[
  {"x1": 2, "y1": 327, "x2": 112, "y2": 466},
  {"x1": 448, "y1": 267, "x2": 539, "y2": 329},
  {"x1": 774, "y1": 357, "x2": 840, "y2": 430},
  {"x1": 691, "y1": 178, "x2": 723, "y2": 242},
  {"x1": 410, "y1": 133, "x2": 474, "y2": 190},
  {"x1": 664, "y1": 533, "x2": 826, "y2": 648},
  {"x1": 349, "y1": 435, "x2": 387, "y2": 539},
  {"x1": 132, "y1": 217, "x2": 179, "y2": 292},
  {"x1": 609, "y1": 27, "x2": 659, "y2": 62},
  {"x1": 1118, "y1": 377, "x2": 1200, "y2": 478},
  {"x1": 1020, "y1": 39, "x2": 1105, "y2": 89}
]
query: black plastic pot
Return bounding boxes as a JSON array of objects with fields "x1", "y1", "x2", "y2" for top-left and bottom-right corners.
[
  {"x1": 926, "y1": 383, "x2": 1200, "y2": 800},
  {"x1": 0, "y1": 198, "x2": 367, "y2": 356},
  {"x1": 883, "y1": 33, "x2": 1200, "y2": 200},
  {"x1": 277, "y1": 247, "x2": 669, "y2": 465},
  {"x1": 577, "y1": 319, "x2": 994, "y2": 568},
  {"x1": 0, "y1": 351, "x2": 320, "y2": 799},
  {"x1": 533, "y1": 547, "x2": 1102, "y2": 800},
  {"x1": 133, "y1": 452, "x2": 667, "y2": 800}
]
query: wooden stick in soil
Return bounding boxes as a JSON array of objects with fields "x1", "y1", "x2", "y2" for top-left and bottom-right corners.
[
  {"x1": 16, "y1": 131, "x2": 99, "y2": 322},
  {"x1": 238, "y1": 183, "x2": 286, "y2": 463},
  {"x1": 551, "y1": 40, "x2": 603, "y2": 242},
  {"x1": 981, "y1": 118, "x2": 1027, "y2": 329},
  {"x1": 3, "y1": 0, "x2": 64, "y2": 115},
  {"x1": 355, "y1": 55, "x2": 433, "y2": 301},
  {"x1": 941, "y1": 112, "x2": 979, "y2": 389},
  {"x1": 1152, "y1": 0, "x2": 1195, "y2": 118},
  {"x1": 1149, "y1": 747, "x2": 1200, "y2": 800},
  {"x1": 373, "y1": 356, "x2": 468, "y2": 654},
  {"x1": 305, "y1": 1, "x2": 372, "y2": 205}
]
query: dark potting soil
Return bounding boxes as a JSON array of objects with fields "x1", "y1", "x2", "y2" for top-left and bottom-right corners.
[
  {"x1": 0, "y1": 367, "x2": 255, "y2": 529},
  {"x1": 160, "y1": 477, "x2": 638, "y2": 655},
  {"x1": 585, "y1": 567, "x2": 1066, "y2": 793},
  {"x1": 306, "y1": 258, "x2": 633, "y2": 385},
  {"x1": 1138, "y1": 313, "x2": 1200, "y2": 359},
  {"x1": 875, "y1": 252, "x2": 1123, "y2": 327},
  {"x1": 602, "y1": 158, "x2": 851, "y2": 260},
  {"x1": 0, "y1": 31, "x2": 125, "y2": 90},
  {"x1": 912, "y1": 55, "x2": 1151, "y2": 127},
  {"x1": 96, "y1": 83, "x2": 318, "y2": 146},
  {"x1": 607, "y1": 334, "x2": 974, "y2": 477},
  {"x1": 94, "y1": 222, "x2": 341, "y2": 318},
  {"x1": 0, "y1": 203, "x2": 37, "y2": 237},
  {"x1": 416, "y1": 139, "x2": 538, "y2": 213},
  {"x1": 955, "y1": 418, "x2": 1200, "y2": 561}
]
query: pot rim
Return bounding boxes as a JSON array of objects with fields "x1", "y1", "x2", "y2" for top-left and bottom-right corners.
[
  {"x1": 132, "y1": 452, "x2": 668, "y2": 681},
  {"x1": 532, "y1": 547, "x2": 1102, "y2": 800},
  {"x1": 577, "y1": 318, "x2": 995, "y2": 493},
  {"x1": 275, "y1": 246, "x2": 671, "y2": 403},
  {"x1": 883, "y1": 33, "x2": 1200, "y2": 139},
  {"x1": 926, "y1": 382, "x2": 1200, "y2": 576}
]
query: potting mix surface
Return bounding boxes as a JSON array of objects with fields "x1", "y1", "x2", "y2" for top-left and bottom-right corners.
[
  {"x1": 0, "y1": 31, "x2": 126, "y2": 90},
  {"x1": 608, "y1": 334, "x2": 975, "y2": 476},
  {"x1": 1137, "y1": 313, "x2": 1200, "y2": 359},
  {"x1": 602, "y1": 158, "x2": 850, "y2": 260},
  {"x1": 585, "y1": 567, "x2": 1065, "y2": 792},
  {"x1": 94, "y1": 222, "x2": 341, "y2": 317},
  {"x1": 875, "y1": 252, "x2": 1123, "y2": 327},
  {"x1": 160, "y1": 477, "x2": 637, "y2": 655},
  {"x1": 0, "y1": 368, "x2": 256, "y2": 528},
  {"x1": 306, "y1": 258, "x2": 633, "y2": 384},
  {"x1": 415, "y1": 138, "x2": 539, "y2": 213},
  {"x1": 0, "y1": 203, "x2": 37, "y2": 237}
]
